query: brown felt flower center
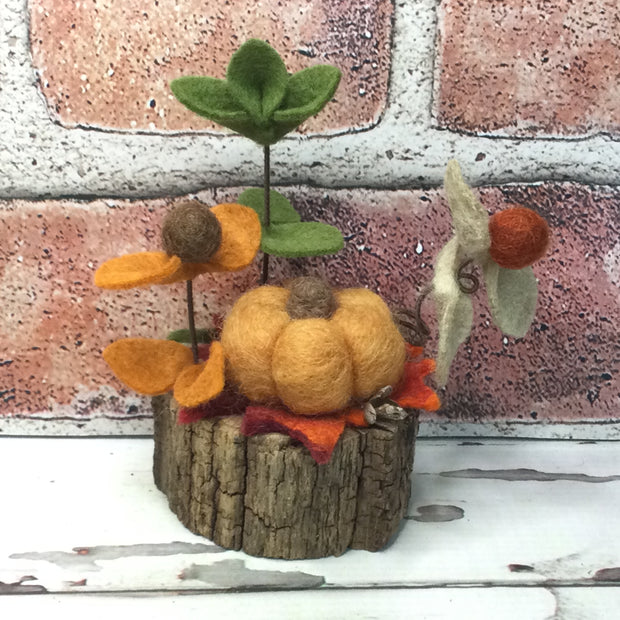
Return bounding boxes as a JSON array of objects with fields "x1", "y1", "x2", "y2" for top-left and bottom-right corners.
[{"x1": 161, "y1": 201, "x2": 222, "y2": 263}]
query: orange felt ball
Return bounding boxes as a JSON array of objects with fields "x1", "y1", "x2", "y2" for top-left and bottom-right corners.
[{"x1": 488, "y1": 206, "x2": 550, "y2": 269}]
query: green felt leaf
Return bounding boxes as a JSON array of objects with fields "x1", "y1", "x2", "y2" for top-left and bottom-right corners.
[
  {"x1": 235, "y1": 124, "x2": 286, "y2": 146},
  {"x1": 273, "y1": 65, "x2": 342, "y2": 125},
  {"x1": 166, "y1": 328, "x2": 215, "y2": 344},
  {"x1": 170, "y1": 76, "x2": 280, "y2": 144},
  {"x1": 432, "y1": 237, "x2": 474, "y2": 386},
  {"x1": 226, "y1": 39, "x2": 288, "y2": 126},
  {"x1": 256, "y1": 120, "x2": 301, "y2": 145},
  {"x1": 261, "y1": 222, "x2": 344, "y2": 257},
  {"x1": 484, "y1": 261, "x2": 538, "y2": 337},
  {"x1": 237, "y1": 188, "x2": 301, "y2": 225},
  {"x1": 444, "y1": 159, "x2": 490, "y2": 260},
  {"x1": 170, "y1": 76, "x2": 249, "y2": 124}
]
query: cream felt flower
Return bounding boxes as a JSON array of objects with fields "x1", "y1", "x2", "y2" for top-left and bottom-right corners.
[{"x1": 432, "y1": 160, "x2": 550, "y2": 385}]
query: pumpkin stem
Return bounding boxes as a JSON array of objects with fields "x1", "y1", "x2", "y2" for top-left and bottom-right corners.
[{"x1": 286, "y1": 276, "x2": 337, "y2": 319}]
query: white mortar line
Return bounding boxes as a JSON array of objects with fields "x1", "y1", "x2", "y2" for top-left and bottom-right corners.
[{"x1": 1, "y1": 0, "x2": 619, "y2": 197}]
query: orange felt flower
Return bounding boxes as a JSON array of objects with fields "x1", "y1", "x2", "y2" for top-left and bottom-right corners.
[
  {"x1": 173, "y1": 341, "x2": 226, "y2": 408},
  {"x1": 95, "y1": 203, "x2": 261, "y2": 289},
  {"x1": 103, "y1": 339, "x2": 226, "y2": 408}
]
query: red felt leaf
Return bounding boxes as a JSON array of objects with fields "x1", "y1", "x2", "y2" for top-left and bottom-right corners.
[{"x1": 177, "y1": 387, "x2": 249, "y2": 424}]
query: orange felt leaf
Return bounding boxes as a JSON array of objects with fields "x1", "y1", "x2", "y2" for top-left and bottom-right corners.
[
  {"x1": 95, "y1": 252, "x2": 183, "y2": 289},
  {"x1": 173, "y1": 341, "x2": 225, "y2": 407},
  {"x1": 398, "y1": 386, "x2": 441, "y2": 412},
  {"x1": 405, "y1": 344, "x2": 424, "y2": 359},
  {"x1": 204, "y1": 203, "x2": 261, "y2": 272},
  {"x1": 393, "y1": 358, "x2": 441, "y2": 412},
  {"x1": 241, "y1": 406, "x2": 346, "y2": 464},
  {"x1": 345, "y1": 408, "x2": 369, "y2": 427},
  {"x1": 103, "y1": 338, "x2": 193, "y2": 394}
]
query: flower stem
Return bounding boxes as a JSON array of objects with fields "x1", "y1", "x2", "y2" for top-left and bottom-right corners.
[
  {"x1": 260, "y1": 144, "x2": 271, "y2": 285},
  {"x1": 186, "y1": 279, "x2": 199, "y2": 364}
]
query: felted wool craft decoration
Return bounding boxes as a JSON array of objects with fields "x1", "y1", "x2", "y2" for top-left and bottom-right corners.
[
  {"x1": 175, "y1": 338, "x2": 439, "y2": 464},
  {"x1": 430, "y1": 160, "x2": 551, "y2": 385},
  {"x1": 236, "y1": 188, "x2": 344, "y2": 260},
  {"x1": 103, "y1": 339, "x2": 225, "y2": 408},
  {"x1": 393, "y1": 344, "x2": 441, "y2": 412},
  {"x1": 236, "y1": 343, "x2": 439, "y2": 463},
  {"x1": 171, "y1": 39, "x2": 341, "y2": 147},
  {"x1": 95, "y1": 201, "x2": 261, "y2": 289},
  {"x1": 220, "y1": 277, "x2": 407, "y2": 415},
  {"x1": 489, "y1": 206, "x2": 550, "y2": 269},
  {"x1": 241, "y1": 406, "x2": 352, "y2": 465}
]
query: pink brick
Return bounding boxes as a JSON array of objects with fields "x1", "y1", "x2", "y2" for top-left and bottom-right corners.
[
  {"x1": 29, "y1": 0, "x2": 392, "y2": 133},
  {"x1": 1, "y1": 184, "x2": 617, "y2": 424},
  {"x1": 436, "y1": 0, "x2": 620, "y2": 135}
]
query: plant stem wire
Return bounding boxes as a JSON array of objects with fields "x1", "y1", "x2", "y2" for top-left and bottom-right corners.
[
  {"x1": 186, "y1": 279, "x2": 199, "y2": 364},
  {"x1": 261, "y1": 145, "x2": 271, "y2": 284}
]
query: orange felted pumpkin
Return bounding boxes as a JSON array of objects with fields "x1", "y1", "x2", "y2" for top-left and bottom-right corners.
[{"x1": 221, "y1": 277, "x2": 407, "y2": 415}]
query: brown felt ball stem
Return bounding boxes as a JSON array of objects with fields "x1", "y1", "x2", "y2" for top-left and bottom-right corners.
[
  {"x1": 488, "y1": 206, "x2": 550, "y2": 269},
  {"x1": 161, "y1": 202, "x2": 222, "y2": 264}
]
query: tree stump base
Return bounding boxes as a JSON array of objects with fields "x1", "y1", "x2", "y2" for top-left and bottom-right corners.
[{"x1": 152, "y1": 394, "x2": 419, "y2": 559}]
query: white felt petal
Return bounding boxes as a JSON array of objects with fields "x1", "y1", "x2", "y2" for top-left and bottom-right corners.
[
  {"x1": 432, "y1": 237, "x2": 474, "y2": 386},
  {"x1": 444, "y1": 160, "x2": 490, "y2": 259},
  {"x1": 484, "y1": 261, "x2": 538, "y2": 337}
]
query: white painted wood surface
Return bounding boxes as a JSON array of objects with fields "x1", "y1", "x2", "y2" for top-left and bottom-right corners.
[{"x1": 2, "y1": 437, "x2": 620, "y2": 619}]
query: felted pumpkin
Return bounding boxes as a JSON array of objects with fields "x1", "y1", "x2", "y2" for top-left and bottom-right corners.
[{"x1": 221, "y1": 277, "x2": 407, "y2": 415}]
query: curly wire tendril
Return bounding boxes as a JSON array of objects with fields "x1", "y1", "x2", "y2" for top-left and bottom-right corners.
[
  {"x1": 393, "y1": 260, "x2": 478, "y2": 351},
  {"x1": 391, "y1": 285, "x2": 432, "y2": 348},
  {"x1": 456, "y1": 259, "x2": 480, "y2": 295}
]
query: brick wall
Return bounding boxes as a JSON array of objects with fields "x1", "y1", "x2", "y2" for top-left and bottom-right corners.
[{"x1": 1, "y1": 0, "x2": 618, "y2": 436}]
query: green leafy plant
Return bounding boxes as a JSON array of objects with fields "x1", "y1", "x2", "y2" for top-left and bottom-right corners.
[{"x1": 171, "y1": 39, "x2": 344, "y2": 282}]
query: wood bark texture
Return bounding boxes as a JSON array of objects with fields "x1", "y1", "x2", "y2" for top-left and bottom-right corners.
[{"x1": 152, "y1": 394, "x2": 418, "y2": 559}]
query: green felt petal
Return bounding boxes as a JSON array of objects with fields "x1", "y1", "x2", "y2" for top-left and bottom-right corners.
[
  {"x1": 166, "y1": 328, "x2": 216, "y2": 344},
  {"x1": 484, "y1": 261, "x2": 538, "y2": 337},
  {"x1": 237, "y1": 188, "x2": 301, "y2": 225},
  {"x1": 170, "y1": 76, "x2": 249, "y2": 124},
  {"x1": 261, "y1": 222, "x2": 344, "y2": 257},
  {"x1": 273, "y1": 65, "x2": 342, "y2": 125},
  {"x1": 226, "y1": 39, "x2": 288, "y2": 126},
  {"x1": 444, "y1": 160, "x2": 490, "y2": 260},
  {"x1": 432, "y1": 237, "x2": 474, "y2": 386}
]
